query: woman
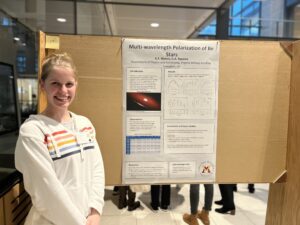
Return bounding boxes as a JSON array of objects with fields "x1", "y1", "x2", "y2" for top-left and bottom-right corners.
[{"x1": 15, "y1": 53, "x2": 105, "y2": 225}]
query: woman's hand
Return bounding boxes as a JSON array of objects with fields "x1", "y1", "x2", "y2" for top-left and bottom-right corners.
[{"x1": 86, "y1": 208, "x2": 101, "y2": 225}]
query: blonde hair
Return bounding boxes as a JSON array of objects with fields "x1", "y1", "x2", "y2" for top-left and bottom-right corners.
[{"x1": 41, "y1": 53, "x2": 77, "y2": 81}]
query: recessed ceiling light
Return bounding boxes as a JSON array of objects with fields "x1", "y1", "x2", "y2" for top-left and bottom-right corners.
[
  {"x1": 57, "y1": 17, "x2": 67, "y2": 23},
  {"x1": 151, "y1": 23, "x2": 159, "y2": 28},
  {"x1": 14, "y1": 37, "x2": 20, "y2": 41}
]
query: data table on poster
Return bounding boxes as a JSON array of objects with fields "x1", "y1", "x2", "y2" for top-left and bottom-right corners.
[{"x1": 126, "y1": 136, "x2": 160, "y2": 154}]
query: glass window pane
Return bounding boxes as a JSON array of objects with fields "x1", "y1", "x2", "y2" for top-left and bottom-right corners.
[
  {"x1": 199, "y1": 25, "x2": 216, "y2": 35},
  {"x1": 241, "y1": 27, "x2": 249, "y2": 36},
  {"x1": 17, "y1": 78, "x2": 38, "y2": 122},
  {"x1": 0, "y1": 63, "x2": 18, "y2": 134},
  {"x1": 232, "y1": 0, "x2": 242, "y2": 16},
  {"x1": 243, "y1": 0, "x2": 252, "y2": 9},
  {"x1": 232, "y1": 18, "x2": 241, "y2": 25},
  {"x1": 250, "y1": 27, "x2": 259, "y2": 36},
  {"x1": 231, "y1": 27, "x2": 241, "y2": 35}
]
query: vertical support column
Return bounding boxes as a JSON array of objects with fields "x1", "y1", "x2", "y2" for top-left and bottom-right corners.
[
  {"x1": 38, "y1": 31, "x2": 47, "y2": 113},
  {"x1": 266, "y1": 42, "x2": 300, "y2": 225},
  {"x1": 38, "y1": 32, "x2": 60, "y2": 113},
  {"x1": 74, "y1": 0, "x2": 78, "y2": 35},
  {"x1": 216, "y1": 2, "x2": 230, "y2": 39}
]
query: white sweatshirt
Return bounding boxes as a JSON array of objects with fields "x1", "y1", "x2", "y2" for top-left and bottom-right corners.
[{"x1": 15, "y1": 112, "x2": 105, "y2": 225}]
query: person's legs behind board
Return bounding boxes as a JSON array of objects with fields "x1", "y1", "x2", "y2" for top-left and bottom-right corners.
[
  {"x1": 160, "y1": 185, "x2": 171, "y2": 210},
  {"x1": 197, "y1": 184, "x2": 213, "y2": 225},
  {"x1": 215, "y1": 184, "x2": 235, "y2": 215},
  {"x1": 113, "y1": 186, "x2": 119, "y2": 195},
  {"x1": 183, "y1": 184, "x2": 200, "y2": 225},
  {"x1": 127, "y1": 187, "x2": 140, "y2": 211},
  {"x1": 150, "y1": 185, "x2": 160, "y2": 211},
  {"x1": 118, "y1": 186, "x2": 127, "y2": 209}
]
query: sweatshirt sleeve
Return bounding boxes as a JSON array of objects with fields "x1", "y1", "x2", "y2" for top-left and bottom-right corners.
[
  {"x1": 88, "y1": 125, "x2": 105, "y2": 215},
  {"x1": 15, "y1": 124, "x2": 87, "y2": 225}
]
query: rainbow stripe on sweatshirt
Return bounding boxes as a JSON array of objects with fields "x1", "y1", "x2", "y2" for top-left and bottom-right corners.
[{"x1": 44, "y1": 127, "x2": 95, "y2": 161}]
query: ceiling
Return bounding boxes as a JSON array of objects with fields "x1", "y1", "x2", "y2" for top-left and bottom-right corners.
[
  {"x1": 0, "y1": 0, "x2": 230, "y2": 39},
  {"x1": 103, "y1": 0, "x2": 227, "y2": 38}
]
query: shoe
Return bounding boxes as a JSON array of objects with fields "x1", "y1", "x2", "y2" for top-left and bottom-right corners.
[
  {"x1": 150, "y1": 203, "x2": 159, "y2": 211},
  {"x1": 112, "y1": 186, "x2": 119, "y2": 196},
  {"x1": 128, "y1": 201, "x2": 140, "y2": 211},
  {"x1": 215, "y1": 207, "x2": 235, "y2": 215},
  {"x1": 183, "y1": 213, "x2": 199, "y2": 225},
  {"x1": 248, "y1": 184, "x2": 255, "y2": 193},
  {"x1": 248, "y1": 188, "x2": 255, "y2": 193},
  {"x1": 160, "y1": 205, "x2": 169, "y2": 211},
  {"x1": 197, "y1": 210, "x2": 210, "y2": 225},
  {"x1": 214, "y1": 199, "x2": 223, "y2": 205},
  {"x1": 118, "y1": 201, "x2": 127, "y2": 209},
  {"x1": 233, "y1": 185, "x2": 237, "y2": 192}
]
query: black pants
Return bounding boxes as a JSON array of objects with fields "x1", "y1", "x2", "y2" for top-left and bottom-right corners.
[
  {"x1": 119, "y1": 186, "x2": 136, "y2": 206},
  {"x1": 248, "y1": 183, "x2": 254, "y2": 190},
  {"x1": 219, "y1": 184, "x2": 235, "y2": 210},
  {"x1": 151, "y1": 185, "x2": 171, "y2": 207}
]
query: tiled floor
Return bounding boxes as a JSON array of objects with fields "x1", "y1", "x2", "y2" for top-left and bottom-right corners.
[{"x1": 102, "y1": 184, "x2": 269, "y2": 225}]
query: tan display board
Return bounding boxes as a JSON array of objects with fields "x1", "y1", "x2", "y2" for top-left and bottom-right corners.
[{"x1": 38, "y1": 32, "x2": 291, "y2": 185}]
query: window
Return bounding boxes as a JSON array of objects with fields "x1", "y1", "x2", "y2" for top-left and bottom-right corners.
[
  {"x1": 199, "y1": 19, "x2": 217, "y2": 35},
  {"x1": 16, "y1": 54, "x2": 26, "y2": 73},
  {"x1": 229, "y1": 0, "x2": 261, "y2": 37},
  {"x1": 0, "y1": 63, "x2": 18, "y2": 135},
  {"x1": 17, "y1": 78, "x2": 38, "y2": 122},
  {"x1": 199, "y1": 0, "x2": 262, "y2": 37}
]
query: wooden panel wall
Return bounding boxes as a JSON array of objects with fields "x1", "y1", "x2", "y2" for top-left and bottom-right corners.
[
  {"x1": 265, "y1": 41, "x2": 300, "y2": 225},
  {"x1": 39, "y1": 33, "x2": 291, "y2": 185}
]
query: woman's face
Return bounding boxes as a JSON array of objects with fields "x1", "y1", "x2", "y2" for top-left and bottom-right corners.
[{"x1": 41, "y1": 66, "x2": 77, "y2": 111}]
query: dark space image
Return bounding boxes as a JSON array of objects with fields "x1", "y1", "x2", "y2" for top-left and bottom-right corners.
[{"x1": 127, "y1": 92, "x2": 161, "y2": 111}]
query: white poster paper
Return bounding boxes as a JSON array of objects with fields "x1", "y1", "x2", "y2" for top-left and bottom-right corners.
[
  {"x1": 126, "y1": 116, "x2": 161, "y2": 154},
  {"x1": 164, "y1": 123, "x2": 215, "y2": 154},
  {"x1": 169, "y1": 162, "x2": 196, "y2": 178},
  {"x1": 122, "y1": 38, "x2": 219, "y2": 184},
  {"x1": 125, "y1": 162, "x2": 168, "y2": 179},
  {"x1": 164, "y1": 68, "x2": 217, "y2": 119}
]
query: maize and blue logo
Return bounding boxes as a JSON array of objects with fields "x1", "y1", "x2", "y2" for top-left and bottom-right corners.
[{"x1": 199, "y1": 161, "x2": 214, "y2": 176}]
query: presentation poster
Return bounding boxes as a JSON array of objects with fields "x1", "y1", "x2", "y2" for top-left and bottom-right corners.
[{"x1": 122, "y1": 38, "x2": 219, "y2": 184}]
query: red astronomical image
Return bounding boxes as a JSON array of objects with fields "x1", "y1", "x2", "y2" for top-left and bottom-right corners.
[{"x1": 127, "y1": 92, "x2": 161, "y2": 111}]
